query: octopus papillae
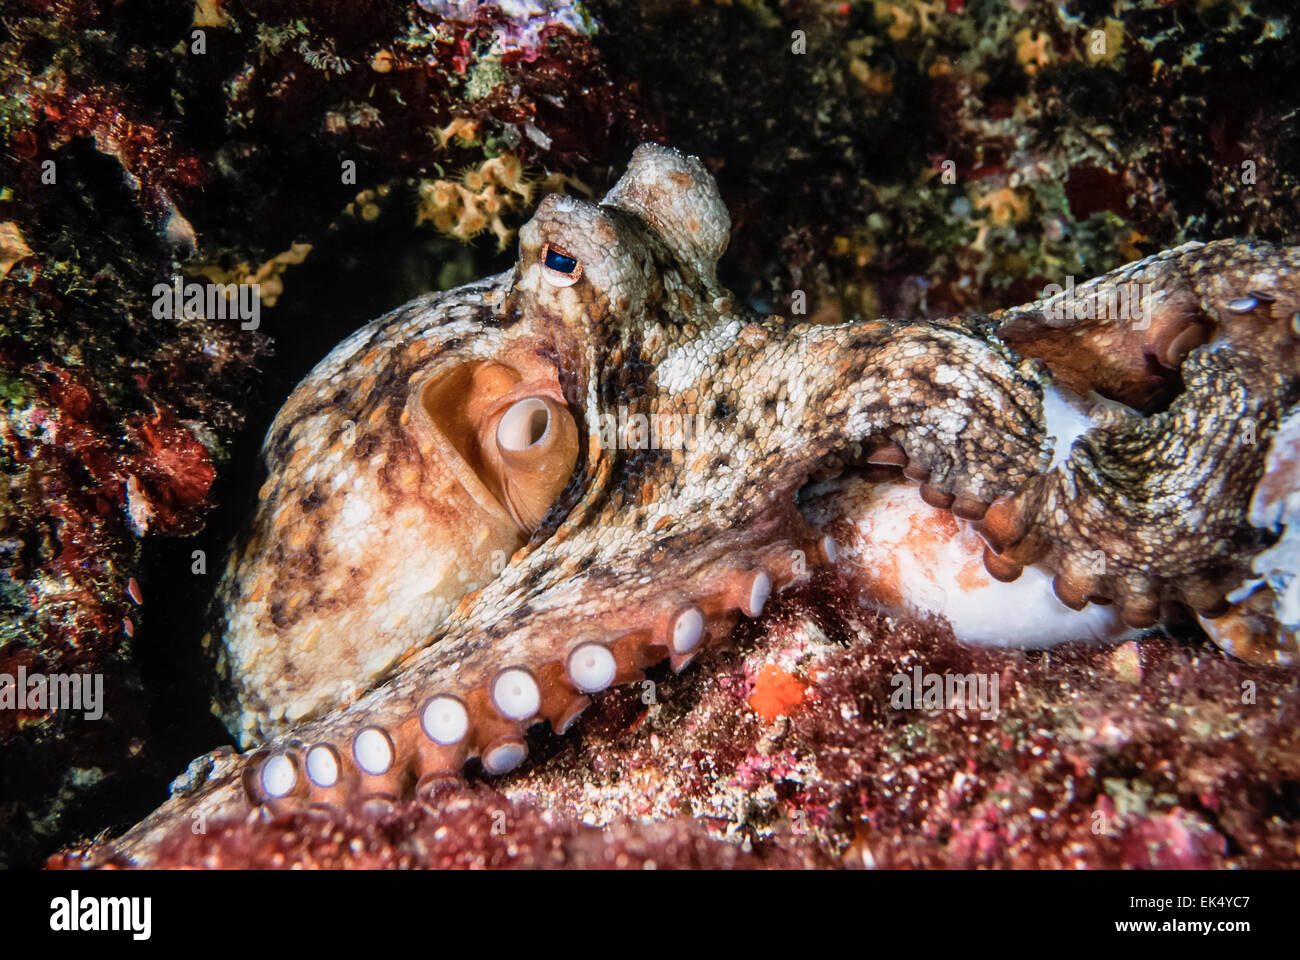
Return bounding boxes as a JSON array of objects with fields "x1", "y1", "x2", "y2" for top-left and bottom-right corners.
[{"x1": 62, "y1": 145, "x2": 1300, "y2": 867}]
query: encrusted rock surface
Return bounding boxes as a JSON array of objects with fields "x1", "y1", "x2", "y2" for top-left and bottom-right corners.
[{"x1": 51, "y1": 573, "x2": 1300, "y2": 869}]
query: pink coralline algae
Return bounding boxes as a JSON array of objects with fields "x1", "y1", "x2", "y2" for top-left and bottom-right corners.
[{"x1": 51, "y1": 573, "x2": 1300, "y2": 869}]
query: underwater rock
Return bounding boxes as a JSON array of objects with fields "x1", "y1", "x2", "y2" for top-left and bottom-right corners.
[
  {"x1": 5, "y1": 0, "x2": 1300, "y2": 870},
  {"x1": 52, "y1": 573, "x2": 1300, "y2": 868}
]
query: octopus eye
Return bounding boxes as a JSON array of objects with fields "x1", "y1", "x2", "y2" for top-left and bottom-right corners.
[
  {"x1": 490, "y1": 396, "x2": 580, "y2": 531},
  {"x1": 541, "y1": 243, "x2": 582, "y2": 287}
]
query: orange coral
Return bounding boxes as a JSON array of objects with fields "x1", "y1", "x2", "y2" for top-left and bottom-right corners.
[
  {"x1": 188, "y1": 242, "x2": 311, "y2": 308},
  {"x1": 435, "y1": 118, "x2": 480, "y2": 148},
  {"x1": 1015, "y1": 29, "x2": 1051, "y2": 75},
  {"x1": 416, "y1": 151, "x2": 543, "y2": 249},
  {"x1": 974, "y1": 186, "x2": 1030, "y2": 226},
  {"x1": 748, "y1": 664, "x2": 808, "y2": 721},
  {"x1": 874, "y1": 0, "x2": 945, "y2": 40}
]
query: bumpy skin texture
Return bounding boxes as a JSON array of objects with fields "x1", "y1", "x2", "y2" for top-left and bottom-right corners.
[
  {"x1": 68, "y1": 146, "x2": 1298, "y2": 860},
  {"x1": 211, "y1": 144, "x2": 1053, "y2": 752},
  {"x1": 985, "y1": 242, "x2": 1300, "y2": 629}
]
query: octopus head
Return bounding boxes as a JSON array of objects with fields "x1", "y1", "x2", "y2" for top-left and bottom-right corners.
[
  {"x1": 213, "y1": 145, "x2": 735, "y2": 744},
  {"x1": 510, "y1": 143, "x2": 731, "y2": 333}
]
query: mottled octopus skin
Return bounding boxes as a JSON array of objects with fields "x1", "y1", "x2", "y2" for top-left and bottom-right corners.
[
  {"x1": 986, "y1": 242, "x2": 1300, "y2": 629},
  {"x1": 90, "y1": 146, "x2": 1298, "y2": 848}
]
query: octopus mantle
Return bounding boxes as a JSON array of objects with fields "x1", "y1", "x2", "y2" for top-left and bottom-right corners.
[{"x1": 58, "y1": 145, "x2": 1300, "y2": 867}]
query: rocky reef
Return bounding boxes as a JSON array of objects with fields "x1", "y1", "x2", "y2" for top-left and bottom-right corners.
[
  {"x1": 50, "y1": 571, "x2": 1300, "y2": 869},
  {"x1": 3, "y1": 0, "x2": 1298, "y2": 868}
]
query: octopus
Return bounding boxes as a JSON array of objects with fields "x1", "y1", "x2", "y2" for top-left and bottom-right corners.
[{"x1": 58, "y1": 145, "x2": 1300, "y2": 865}]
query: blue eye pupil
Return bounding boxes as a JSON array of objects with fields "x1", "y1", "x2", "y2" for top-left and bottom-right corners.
[{"x1": 544, "y1": 248, "x2": 577, "y2": 274}]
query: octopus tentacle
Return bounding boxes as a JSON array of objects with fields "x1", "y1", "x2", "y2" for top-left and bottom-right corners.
[
  {"x1": 212, "y1": 164, "x2": 1060, "y2": 806},
  {"x1": 978, "y1": 240, "x2": 1300, "y2": 627},
  {"x1": 236, "y1": 315, "x2": 1055, "y2": 804}
]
